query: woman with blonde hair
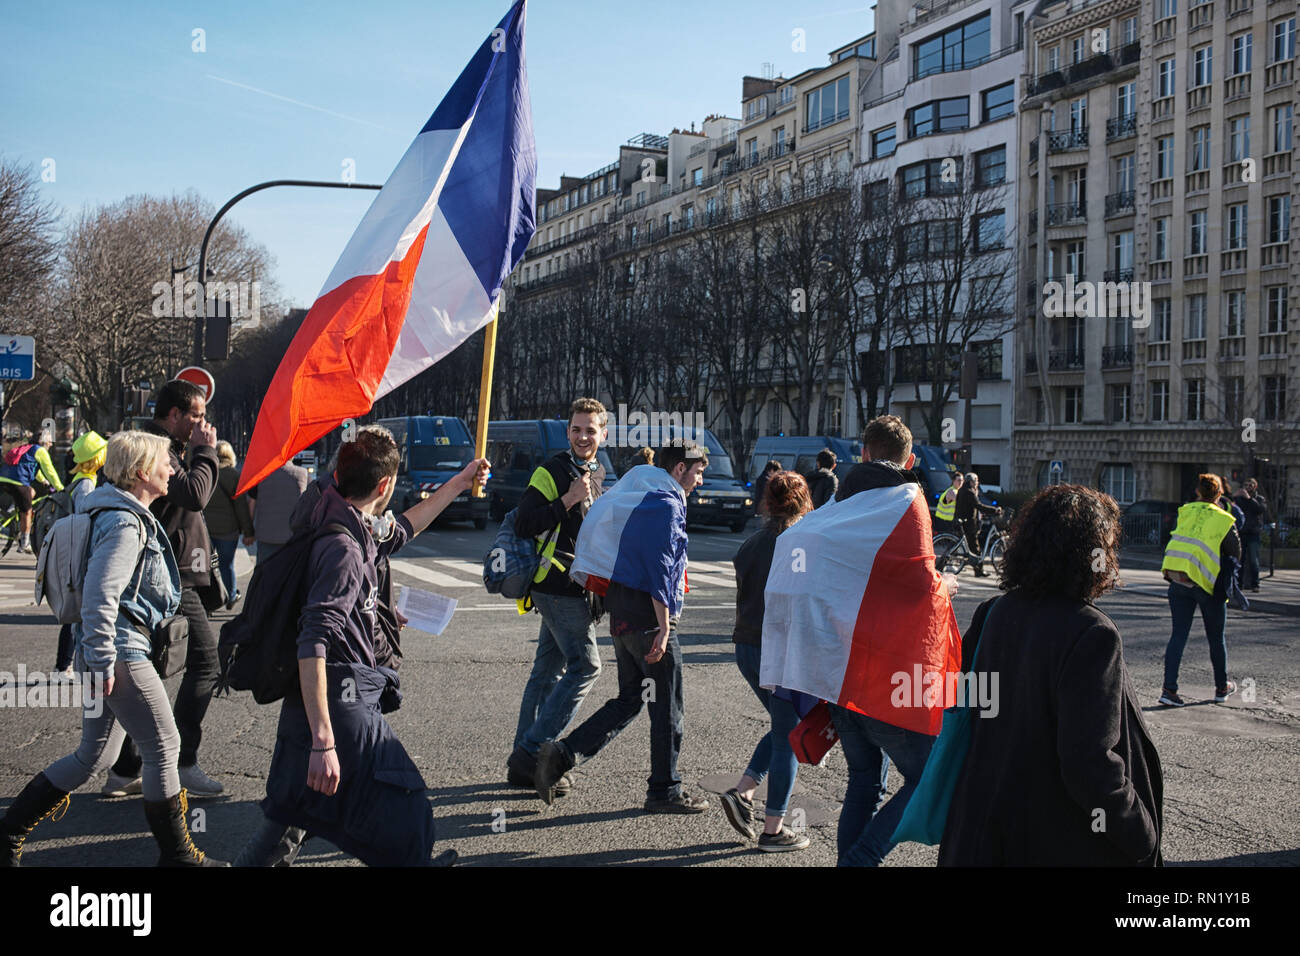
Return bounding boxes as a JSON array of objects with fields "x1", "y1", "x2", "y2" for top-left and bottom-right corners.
[
  {"x1": 203, "y1": 440, "x2": 253, "y2": 610},
  {"x1": 0, "y1": 430, "x2": 226, "y2": 866}
]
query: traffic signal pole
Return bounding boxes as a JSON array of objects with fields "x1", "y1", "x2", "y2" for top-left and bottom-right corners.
[{"x1": 194, "y1": 179, "x2": 383, "y2": 365}]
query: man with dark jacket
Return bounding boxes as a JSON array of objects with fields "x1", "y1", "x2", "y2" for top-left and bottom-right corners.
[
  {"x1": 1235, "y1": 478, "x2": 1270, "y2": 591},
  {"x1": 250, "y1": 428, "x2": 488, "y2": 866},
  {"x1": 953, "y1": 472, "x2": 1002, "y2": 576},
  {"x1": 104, "y1": 379, "x2": 226, "y2": 798},
  {"x1": 506, "y1": 398, "x2": 609, "y2": 792},
  {"x1": 807, "y1": 450, "x2": 838, "y2": 509},
  {"x1": 249, "y1": 459, "x2": 310, "y2": 563}
]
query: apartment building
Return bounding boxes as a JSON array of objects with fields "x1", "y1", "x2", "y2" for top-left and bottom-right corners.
[
  {"x1": 858, "y1": 0, "x2": 1028, "y2": 487},
  {"x1": 1016, "y1": 0, "x2": 1299, "y2": 511}
]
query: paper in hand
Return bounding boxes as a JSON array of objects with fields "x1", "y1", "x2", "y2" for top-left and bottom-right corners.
[{"x1": 395, "y1": 585, "x2": 458, "y2": 636}]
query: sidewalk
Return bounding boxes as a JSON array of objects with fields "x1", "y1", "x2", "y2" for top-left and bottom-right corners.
[{"x1": 1120, "y1": 551, "x2": 1300, "y2": 617}]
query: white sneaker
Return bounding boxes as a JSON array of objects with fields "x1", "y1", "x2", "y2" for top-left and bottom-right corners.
[
  {"x1": 178, "y1": 763, "x2": 225, "y2": 797},
  {"x1": 102, "y1": 771, "x2": 143, "y2": 796},
  {"x1": 54, "y1": 666, "x2": 75, "y2": 682}
]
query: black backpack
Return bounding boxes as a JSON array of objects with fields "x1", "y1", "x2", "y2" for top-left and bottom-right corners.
[{"x1": 216, "y1": 520, "x2": 359, "y2": 705}]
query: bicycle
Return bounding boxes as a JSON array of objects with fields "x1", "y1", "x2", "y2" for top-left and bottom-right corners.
[
  {"x1": 0, "y1": 493, "x2": 52, "y2": 557},
  {"x1": 933, "y1": 514, "x2": 1010, "y2": 577}
]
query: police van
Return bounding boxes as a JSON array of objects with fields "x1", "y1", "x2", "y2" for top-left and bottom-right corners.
[
  {"x1": 746, "y1": 436, "x2": 864, "y2": 487},
  {"x1": 374, "y1": 415, "x2": 490, "y2": 529}
]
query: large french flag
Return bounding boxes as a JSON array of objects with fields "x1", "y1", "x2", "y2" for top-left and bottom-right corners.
[
  {"x1": 759, "y1": 482, "x2": 962, "y2": 736},
  {"x1": 238, "y1": 0, "x2": 536, "y2": 493},
  {"x1": 569, "y1": 466, "x2": 689, "y2": 616}
]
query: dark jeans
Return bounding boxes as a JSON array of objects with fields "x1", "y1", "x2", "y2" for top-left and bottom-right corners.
[
  {"x1": 1241, "y1": 533, "x2": 1261, "y2": 590},
  {"x1": 212, "y1": 535, "x2": 239, "y2": 598},
  {"x1": 828, "y1": 705, "x2": 933, "y2": 867},
  {"x1": 1164, "y1": 582, "x2": 1228, "y2": 692},
  {"x1": 55, "y1": 623, "x2": 75, "y2": 672},
  {"x1": 113, "y1": 587, "x2": 219, "y2": 774},
  {"x1": 564, "y1": 621, "x2": 683, "y2": 801},
  {"x1": 733, "y1": 642, "x2": 799, "y2": 817}
]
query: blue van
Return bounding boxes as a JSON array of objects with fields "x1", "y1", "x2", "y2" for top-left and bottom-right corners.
[
  {"x1": 484, "y1": 419, "x2": 619, "y2": 523},
  {"x1": 746, "y1": 436, "x2": 864, "y2": 488},
  {"x1": 374, "y1": 415, "x2": 490, "y2": 529}
]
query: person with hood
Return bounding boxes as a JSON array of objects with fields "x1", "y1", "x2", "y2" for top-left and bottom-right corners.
[
  {"x1": 940, "y1": 485, "x2": 1163, "y2": 866},
  {"x1": 1, "y1": 431, "x2": 225, "y2": 866},
  {"x1": 806, "y1": 449, "x2": 838, "y2": 509}
]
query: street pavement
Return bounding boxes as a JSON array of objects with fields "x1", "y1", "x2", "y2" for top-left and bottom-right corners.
[{"x1": 1, "y1": 518, "x2": 1298, "y2": 867}]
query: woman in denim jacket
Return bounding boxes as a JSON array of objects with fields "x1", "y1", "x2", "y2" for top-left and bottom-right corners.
[{"x1": 1, "y1": 431, "x2": 225, "y2": 866}]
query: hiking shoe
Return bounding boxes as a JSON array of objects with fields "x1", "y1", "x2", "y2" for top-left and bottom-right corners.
[
  {"x1": 101, "y1": 771, "x2": 142, "y2": 797},
  {"x1": 644, "y1": 792, "x2": 709, "y2": 814},
  {"x1": 534, "y1": 740, "x2": 574, "y2": 806},
  {"x1": 757, "y1": 826, "x2": 811, "y2": 852},
  {"x1": 720, "y1": 788, "x2": 757, "y2": 841},
  {"x1": 178, "y1": 763, "x2": 224, "y2": 798},
  {"x1": 1214, "y1": 682, "x2": 1238, "y2": 703},
  {"x1": 507, "y1": 747, "x2": 571, "y2": 796},
  {"x1": 1158, "y1": 689, "x2": 1185, "y2": 707}
]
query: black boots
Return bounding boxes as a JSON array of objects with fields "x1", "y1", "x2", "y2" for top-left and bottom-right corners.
[
  {"x1": 1, "y1": 773, "x2": 71, "y2": 867},
  {"x1": 142, "y1": 790, "x2": 228, "y2": 867}
]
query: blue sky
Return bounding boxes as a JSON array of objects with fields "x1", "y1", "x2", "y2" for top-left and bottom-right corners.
[{"x1": 2, "y1": 0, "x2": 875, "y2": 307}]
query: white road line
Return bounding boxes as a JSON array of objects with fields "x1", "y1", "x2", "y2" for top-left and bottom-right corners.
[
  {"x1": 688, "y1": 561, "x2": 735, "y2": 576},
  {"x1": 388, "y1": 559, "x2": 478, "y2": 589},
  {"x1": 431, "y1": 559, "x2": 485, "y2": 577},
  {"x1": 686, "y1": 573, "x2": 734, "y2": 588}
]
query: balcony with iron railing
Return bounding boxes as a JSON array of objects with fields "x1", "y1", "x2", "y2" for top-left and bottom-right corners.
[
  {"x1": 1105, "y1": 191, "x2": 1135, "y2": 216},
  {"x1": 1028, "y1": 42, "x2": 1140, "y2": 96},
  {"x1": 1103, "y1": 267, "x2": 1135, "y2": 283},
  {"x1": 1049, "y1": 348, "x2": 1086, "y2": 370},
  {"x1": 1102, "y1": 345, "x2": 1133, "y2": 367},
  {"x1": 1046, "y1": 127, "x2": 1089, "y2": 153},
  {"x1": 1106, "y1": 113, "x2": 1137, "y2": 140},
  {"x1": 1046, "y1": 201, "x2": 1087, "y2": 225}
]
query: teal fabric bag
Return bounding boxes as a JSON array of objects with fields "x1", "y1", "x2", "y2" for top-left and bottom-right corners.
[{"x1": 891, "y1": 599, "x2": 995, "y2": 846}]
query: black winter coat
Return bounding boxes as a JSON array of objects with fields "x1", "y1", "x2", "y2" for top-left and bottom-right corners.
[
  {"x1": 141, "y1": 420, "x2": 219, "y2": 589},
  {"x1": 939, "y1": 592, "x2": 1163, "y2": 866}
]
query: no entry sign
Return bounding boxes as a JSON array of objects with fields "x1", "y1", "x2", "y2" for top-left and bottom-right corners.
[{"x1": 175, "y1": 366, "x2": 216, "y2": 402}]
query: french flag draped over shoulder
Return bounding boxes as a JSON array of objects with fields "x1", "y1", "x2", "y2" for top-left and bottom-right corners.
[
  {"x1": 759, "y1": 482, "x2": 962, "y2": 737},
  {"x1": 569, "y1": 466, "x2": 689, "y2": 616},
  {"x1": 237, "y1": 0, "x2": 536, "y2": 494}
]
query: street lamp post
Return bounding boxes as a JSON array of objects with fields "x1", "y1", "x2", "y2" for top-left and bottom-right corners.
[{"x1": 193, "y1": 179, "x2": 383, "y2": 365}]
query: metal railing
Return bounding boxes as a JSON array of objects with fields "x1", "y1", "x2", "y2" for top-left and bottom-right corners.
[
  {"x1": 1046, "y1": 127, "x2": 1089, "y2": 152},
  {"x1": 1105, "y1": 191, "x2": 1135, "y2": 216},
  {"x1": 1048, "y1": 349, "x2": 1086, "y2": 370},
  {"x1": 1106, "y1": 113, "x2": 1137, "y2": 140},
  {"x1": 1046, "y1": 201, "x2": 1087, "y2": 225},
  {"x1": 1102, "y1": 345, "x2": 1133, "y2": 367},
  {"x1": 1103, "y1": 267, "x2": 1135, "y2": 282}
]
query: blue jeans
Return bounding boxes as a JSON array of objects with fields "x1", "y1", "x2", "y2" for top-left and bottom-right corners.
[
  {"x1": 1241, "y1": 534, "x2": 1261, "y2": 590},
  {"x1": 828, "y1": 706, "x2": 933, "y2": 867},
  {"x1": 1164, "y1": 582, "x2": 1228, "y2": 691},
  {"x1": 564, "y1": 621, "x2": 684, "y2": 801},
  {"x1": 734, "y1": 642, "x2": 799, "y2": 817},
  {"x1": 514, "y1": 591, "x2": 600, "y2": 755},
  {"x1": 213, "y1": 535, "x2": 239, "y2": 598}
]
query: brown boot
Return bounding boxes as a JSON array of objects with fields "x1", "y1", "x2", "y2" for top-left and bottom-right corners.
[
  {"x1": 1, "y1": 773, "x2": 70, "y2": 867},
  {"x1": 142, "y1": 789, "x2": 228, "y2": 867}
]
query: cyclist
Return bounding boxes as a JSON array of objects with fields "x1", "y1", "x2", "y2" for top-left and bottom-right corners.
[
  {"x1": 954, "y1": 472, "x2": 1001, "y2": 577},
  {"x1": 0, "y1": 429, "x2": 65, "y2": 554},
  {"x1": 935, "y1": 472, "x2": 963, "y2": 530}
]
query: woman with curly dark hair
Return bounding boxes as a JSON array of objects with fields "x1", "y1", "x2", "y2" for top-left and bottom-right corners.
[
  {"x1": 938, "y1": 484, "x2": 1163, "y2": 866},
  {"x1": 720, "y1": 471, "x2": 814, "y2": 852}
]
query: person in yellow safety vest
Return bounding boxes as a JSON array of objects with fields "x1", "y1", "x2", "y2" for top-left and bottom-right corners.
[
  {"x1": 0, "y1": 429, "x2": 64, "y2": 553},
  {"x1": 53, "y1": 431, "x2": 109, "y2": 678},
  {"x1": 935, "y1": 472, "x2": 963, "y2": 525},
  {"x1": 506, "y1": 398, "x2": 609, "y2": 796},
  {"x1": 1159, "y1": 473, "x2": 1242, "y2": 708}
]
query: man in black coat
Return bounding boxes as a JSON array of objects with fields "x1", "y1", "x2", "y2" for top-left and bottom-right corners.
[
  {"x1": 806, "y1": 450, "x2": 838, "y2": 509},
  {"x1": 1235, "y1": 478, "x2": 1269, "y2": 591},
  {"x1": 106, "y1": 379, "x2": 226, "y2": 798},
  {"x1": 953, "y1": 472, "x2": 1001, "y2": 576}
]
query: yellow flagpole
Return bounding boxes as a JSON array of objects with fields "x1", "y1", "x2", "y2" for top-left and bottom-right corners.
[{"x1": 471, "y1": 300, "x2": 499, "y2": 498}]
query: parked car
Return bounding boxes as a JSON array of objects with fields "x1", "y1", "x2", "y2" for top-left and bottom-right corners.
[
  {"x1": 374, "y1": 415, "x2": 490, "y2": 529},
  {"x1": 1121, "y1": 499, "x2": 1179, "y2": 547}
]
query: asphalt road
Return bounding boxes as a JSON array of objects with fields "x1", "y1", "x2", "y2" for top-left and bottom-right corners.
[{"x1": 2, "y1": 516, "x2": 1298, "y2": 867}]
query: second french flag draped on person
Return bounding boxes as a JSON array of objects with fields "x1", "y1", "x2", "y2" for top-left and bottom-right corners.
[
  {"x1": 569, "y1": 466, "x2": 689, "y2": 617},
  {"x1": 759, "y1": 482, "x2": 962, "y2": 736},
  {"x1": 237, "y1": 0, "x2": 536, "y2": 493}
]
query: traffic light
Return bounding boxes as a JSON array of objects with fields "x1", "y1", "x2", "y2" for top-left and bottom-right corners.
[{"x1": 205, "y1": 314, "x2": 231, "y2": 361}]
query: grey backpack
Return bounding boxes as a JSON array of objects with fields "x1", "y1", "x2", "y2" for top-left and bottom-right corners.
[{"x1": 35, "y1": 506, "x2": 146, "y2": 624}]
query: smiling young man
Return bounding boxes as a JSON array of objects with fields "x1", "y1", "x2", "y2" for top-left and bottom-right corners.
[
  {"x1": 506, "y1": 398, "x2": 610, "y2": 793},
  {"x1": 534, "y1": 441, "x2": 709, "y2": 814}
]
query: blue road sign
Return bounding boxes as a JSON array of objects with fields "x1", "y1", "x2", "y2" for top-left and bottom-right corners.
[{"x1": 0, "y1": 335, "x2": 36, "y2": 381}]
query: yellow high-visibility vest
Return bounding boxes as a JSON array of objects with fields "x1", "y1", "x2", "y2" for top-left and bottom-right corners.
[
  {"x1": 1161, "y1": 501, "x2": 1236, "y2": 595},
  {"x1": 936, "y1": 488, "x2": 958, "y2": 521},
  {"x1": 515, "y1": 466, "x2": 570, "y2": 615}
]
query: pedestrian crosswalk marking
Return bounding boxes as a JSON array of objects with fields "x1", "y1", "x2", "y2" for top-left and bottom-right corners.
[{"x1": 388, "y1": 559, "x2": 473, "y2": 589}]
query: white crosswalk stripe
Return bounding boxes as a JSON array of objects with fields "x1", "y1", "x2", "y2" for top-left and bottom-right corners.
[{"x1": 388, "y1": 558, "x2": 476, "y2": 589}]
